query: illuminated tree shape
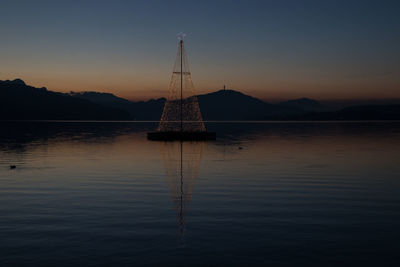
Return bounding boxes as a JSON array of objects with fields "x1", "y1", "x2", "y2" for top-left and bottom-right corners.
[{"x1": 158, "y1": 39, "x2": 206, "y2": 132}]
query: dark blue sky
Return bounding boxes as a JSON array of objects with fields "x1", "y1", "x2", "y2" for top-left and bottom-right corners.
[{"x1": 1, "y1": 0, "x2": 399, "y2": 100}]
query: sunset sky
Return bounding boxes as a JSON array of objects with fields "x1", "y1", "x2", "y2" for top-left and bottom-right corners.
[{"x1": 1, "y1": 0, "x2": 399, "y2": 101}]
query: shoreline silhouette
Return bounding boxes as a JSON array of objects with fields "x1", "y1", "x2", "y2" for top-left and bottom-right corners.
[{"x1": 1, "y1": 79, "x2": 400, "y2": 121}]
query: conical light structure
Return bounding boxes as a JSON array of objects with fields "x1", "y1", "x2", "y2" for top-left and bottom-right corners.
[{"x1": 158, "y1": 40, "x2": 206, "y2": 132}]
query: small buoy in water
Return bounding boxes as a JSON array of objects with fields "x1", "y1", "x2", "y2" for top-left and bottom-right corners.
[
  {"x1": 238, "y1": 147, "x2": 243, "y2": 150},
  {"x1": 10, "y1": 165, "x2": 16, "y2": 169}
]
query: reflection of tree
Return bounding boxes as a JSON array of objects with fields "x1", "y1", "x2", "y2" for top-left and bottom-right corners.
[{"x1": 160, "y1": 141, "x2": 205, "y2": 235}]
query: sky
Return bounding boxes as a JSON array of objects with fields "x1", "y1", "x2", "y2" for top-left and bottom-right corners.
[{"x1": 0, "y1": 0, "x2": 399, "y2": 101}]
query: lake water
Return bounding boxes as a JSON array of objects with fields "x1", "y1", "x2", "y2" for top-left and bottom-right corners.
[{"x1": 0, "y1": 121, "x2": 399, "y2": 266}]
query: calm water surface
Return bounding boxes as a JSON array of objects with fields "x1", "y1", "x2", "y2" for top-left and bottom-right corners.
[{"x1": 0, "y1": 122, "x2": 399, "y2": 266}]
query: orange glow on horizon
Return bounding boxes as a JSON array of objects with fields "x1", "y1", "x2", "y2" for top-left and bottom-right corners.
[{"x1": 12, "y1": 76, "x2": 400, "y2": 102}]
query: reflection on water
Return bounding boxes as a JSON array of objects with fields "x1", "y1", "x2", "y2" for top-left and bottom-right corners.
[
  {"x1": 0, "y1": 121, "x2": 400, "y2": 266},
  {"x1": 160, "y1": 141, "x2": 204, "y2": 236}
]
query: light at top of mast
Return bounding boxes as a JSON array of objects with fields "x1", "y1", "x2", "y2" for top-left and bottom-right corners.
[{"x1": 177, "y1": 32, "x2": 186, "y2": 41}]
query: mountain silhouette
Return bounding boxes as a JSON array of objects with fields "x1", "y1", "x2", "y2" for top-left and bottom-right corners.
[
  {"x1": 0, "y1": 79, "x2": 130, "y2": 120},
  {"x1": 301, "y1": 105, "x2": 400, "y2": 120},
  {"x1": 74, "y1": 89, "x2": 301, "y2": 120},
  {"x1": 197, "y1": 90, "x2": 303, "y2": 120},
  {"x1": 1, "y1": 79, "x2": 400, "y2": 121},
  {"x1": 70, "y1": 91, "x2": 165, "y2": 120},
  {"x1": 278, "y1": 97, "x2": 326, "y2": 112}
]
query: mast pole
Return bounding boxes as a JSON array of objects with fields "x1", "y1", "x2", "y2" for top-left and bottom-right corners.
[
  {"x1": 180, "y1": 40, "x2": 184, "y2": 232},
  {"x1": 180, "y1": 39, "x2": 184, "y2": 233},
  {"x1": 180, "y1": 40, "x2": 183, "y2": 133}
]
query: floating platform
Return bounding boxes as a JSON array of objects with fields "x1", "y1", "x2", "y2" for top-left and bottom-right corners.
[{"x1": 147, "y1": 131, "x2": 216, "y2": 141}]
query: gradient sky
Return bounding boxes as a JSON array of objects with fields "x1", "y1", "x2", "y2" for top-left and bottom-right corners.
[{"x1": 1, "y1": 0, "x2": 399, "y2": 101}]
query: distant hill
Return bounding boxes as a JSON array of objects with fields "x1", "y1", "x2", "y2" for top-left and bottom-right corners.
[
  {"x1": 0, "y1": 79, "x2": 130, "y2": 120},
  {"x1": 73, "y1": 90, "x2": 400, "y2": 121},
  {"x1": 70, "y1": 91, "x2": 165, "y2": 120},
  {"x1": 1, "y1": 79, "x2": 400, "y2": 121},
  {"x1": 74, "y1": 89, "x2": 302, "y2": 120},
  {"x1": 278, "y1": 98, "x2": 326, "y2": 112},
  {"x1": 302, "y1": 105, "x2": 400, "y2": 120},
  {"x1": 70, "y1": 91, "x2": 132, "y2": 108},
  {"x1": 197, "y1": 90, "x2": 302, "y2": 120}
]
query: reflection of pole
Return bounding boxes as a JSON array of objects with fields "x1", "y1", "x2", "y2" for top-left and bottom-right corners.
[
  {"x1": 180, "y1": 140, "x2": 183, "y2": 234},
  {"x1": 180, "y1": 40, "x2": 183, "y2": 133}
]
